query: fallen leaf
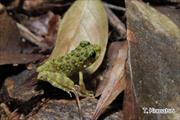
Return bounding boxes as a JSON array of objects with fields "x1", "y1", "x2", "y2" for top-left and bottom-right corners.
[
  {"x1": 0, "y1": 10, "x2": 21, "y2": 53},
  {"x1": 23, "y1": 0, "x2": 44, "y2": 11},
  {"x1": 92, "y1": 41, "x2": 127, "y2": 120},
  {"x1": 50, "y1": 0, "x2": 108, "y2": 74},
  {"x1": 123, "y1": 78, "x2": 138, "y2": 120},
  {"x1": 0, "y1": 10, "x2": 44, "y2": 65},
  {"x1": 2, "y1": 66, "x2": 42, "y2": 101},
  {"x1": 0, "y1": 52, "x2": 43, "y2": 65},
  {"x1": 6, "y1": 0, "x2": 20, "y2": 9},
  {"x1": 23, "y1": 0, "x2": 70, "y2": 12},
  {"x1": 96, "y1": 41, "x2": 126, "y2": 96},
  {"x1": 17, "y1": 23, "x2": 49, "y2": 50},
  {"x1": 45, "y1": 12, "x2": 60, "y2": 47},
  {"x1": 23, "y1": 11, "x2": 60, "y2": 48}
]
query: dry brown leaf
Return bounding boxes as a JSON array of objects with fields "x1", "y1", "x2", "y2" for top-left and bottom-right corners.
[
  {"x1": 0, "y1": 10, "x2": 43, "y2": 65},
  {"x1": 23, "y1": 0, "x2": 44, "y2": 10},
  {"x1": 0, "y1": 11, "x2": 21, "y2": 53},
  {"x1": 22, "y1": 11, "x2": 60, "y2": 47},
  {"x1": 96, "y1": 41, "x2": 126, "y2": 96},
  {"x1": 50, "y1": 0, "x2": 108, "y2": 74},
  {"x1": 123, "y1": 78, "x2": 138, "y2": 120},
  {"x1": 3, "y1": 67, "x2": 42, "y2": 101},
  {"x1": 92, "y1": 41, "x2": 127, "y2": 120},
  {"x1": 0, "y1": 52, "x2": 43, "y2": 65},
  {"x1": 23, "y1": 0, "x2": 66, "y2": 11}
]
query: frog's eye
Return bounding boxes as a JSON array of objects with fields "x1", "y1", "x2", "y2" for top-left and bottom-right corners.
[{"x1": 90, "y1": 51, "x2": 96, "y2": 59}]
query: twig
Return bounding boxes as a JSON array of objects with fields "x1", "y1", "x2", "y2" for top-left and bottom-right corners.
[
  {"x1": 104, "y1": 2, "x2": 126, "y2": 11},
  {"x1": 42, "y1": 2, "x2": 71, "y2": 8},
  {"x1": 73, "y1": 90, "x2": 83, "y2": 120},
  {"x1": 16, "y1": 23, "x2": 49, "y2": 49},
  {"x1": 0, "y1": 103, "x2": 20, "y2": 119},
  {"x1": 0, "y1": 103, "x2": 11, "y2": 115},
  {"x1": 0, "y1": 3, "x2": 5, "y2": 13},
  {"x1": 105, "y1": 6, "x2": 127, "y2": 39}
]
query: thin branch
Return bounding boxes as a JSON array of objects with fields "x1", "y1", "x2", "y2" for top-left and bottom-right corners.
[
  {"x1": 0, "y1": 3, "x2": 4, "y2": 12},
  {"x1": 16, "y1": 23, "x2": 49, "y2": 49},
  {"x1": 105, "y1": 7, "x2": 127, "y2": 39},
  {"x1": 0, "y1": 103, "x2": 20, "y2": 119},
  {"x1": 104, "y1": 2, "x2": 126, "y2": 12}
]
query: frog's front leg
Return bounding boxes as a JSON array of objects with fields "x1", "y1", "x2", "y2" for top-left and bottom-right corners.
[
  {"x1": 37, "y1": 71, "x2": 75, "y2": 96},
  {"x1": 75, "y1": 71, "x2": 94, "y2": 97}
]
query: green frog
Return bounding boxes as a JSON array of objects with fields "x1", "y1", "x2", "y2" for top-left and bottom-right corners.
[{"x1": 37, "y1": 41, "x2": 100, "y2": 96}]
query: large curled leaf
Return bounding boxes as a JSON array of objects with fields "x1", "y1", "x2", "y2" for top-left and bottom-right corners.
[
  {"x1": 92, "y1": 41, "x2": 127, "y2": 120},
  {"x1": 50, "y1": 0, "x2": 108, "y2": 74}
]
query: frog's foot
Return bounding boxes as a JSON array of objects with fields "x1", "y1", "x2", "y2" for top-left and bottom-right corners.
[
  {"x1": 75, "y1": 72, "x2": 94, "y2": 97},
  {"x1": 73, "y1": 85, "x2": 94, "y2": 97}
]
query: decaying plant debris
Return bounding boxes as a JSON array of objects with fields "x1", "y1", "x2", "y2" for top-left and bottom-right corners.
[{"x1": 0, "y1": 0, "x2": 179, "y2": 120}]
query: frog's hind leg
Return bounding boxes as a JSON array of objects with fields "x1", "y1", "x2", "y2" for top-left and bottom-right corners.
[{"x1": 37, "y1": 71, "x2": 74, "y2": 96}]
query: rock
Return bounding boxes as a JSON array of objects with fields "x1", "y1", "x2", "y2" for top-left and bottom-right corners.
[
  {"x1": 28, "y1": 98, "x2": 123, "y2": 120},
  {"x1": 1, "y1": 67, "x2": 42, "y2": 102}
]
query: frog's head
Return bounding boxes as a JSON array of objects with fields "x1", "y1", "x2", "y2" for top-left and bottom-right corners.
[
  {"x1": 80, "y1": 41, "x2": 100, "y2": 58},
  {"x1": 92, "y1": 44, "x2": 101, "y2": 59},
  {"x1": 78, "y1": 41, "x2": 101, "y2": 67}
]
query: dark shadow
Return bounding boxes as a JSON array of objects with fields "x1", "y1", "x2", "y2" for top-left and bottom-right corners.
[
  {"x1": 98, "y1": 91, "x2": 124, "y2": 120},
  {"x1": 0, "y1": 65, "x2": 26, "y2": 89}
]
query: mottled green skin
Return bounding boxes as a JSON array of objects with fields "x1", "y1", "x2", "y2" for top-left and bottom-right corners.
[{"x1": 37, "y1": 41, "x2": 100, "y2": 95}]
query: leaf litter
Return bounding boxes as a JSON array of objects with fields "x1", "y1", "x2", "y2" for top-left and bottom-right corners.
[{"x1": 0, "y1": 0, "x2": 128, "y2": 119}]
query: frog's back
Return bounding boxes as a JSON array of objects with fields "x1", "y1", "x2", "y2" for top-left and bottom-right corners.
[{"x1": 53, "y1": 41, "x2": 100, "y2": 76}]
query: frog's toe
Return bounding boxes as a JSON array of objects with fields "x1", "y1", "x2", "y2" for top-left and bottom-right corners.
[{"x1": 74, "y1": 85, "x2": 94, "y2": 97}]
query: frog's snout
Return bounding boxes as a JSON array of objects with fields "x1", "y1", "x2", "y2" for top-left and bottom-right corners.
[{"x1": 37, "y1": 71, "x2": 47, "y2": 80}]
